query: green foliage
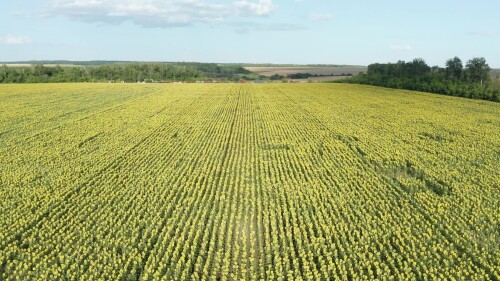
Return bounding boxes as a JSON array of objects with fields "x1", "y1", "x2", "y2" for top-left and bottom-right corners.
[
  {"x1": 465, "y1": 57, "x2": 491, "y2": 85},
  {"x1": 445, "y1": 57, "x2": 463, "y2": 80},
  {"x1": 287, "y1": 73, "x2": 313, "y2": 79},
  {"x1": 269, "y1": 74, "x2": 285, "y2": 80},
  {"x1": 341, "y1": 57, "x2": 498, "y2": 102},
  {"x1": 0, "y1": 63, "x2": 250, "y2": 83},
  {"x1": 169, "y1": 63, "x2": 251, "y2": 80}
]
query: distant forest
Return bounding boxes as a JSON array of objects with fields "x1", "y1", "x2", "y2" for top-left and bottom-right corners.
[
  {"x1": 340, "y1": 57, "x2": 499, "y2": 102},
  {"x1": 0, "y1": 63, "x2": 252, "y2": 83}
]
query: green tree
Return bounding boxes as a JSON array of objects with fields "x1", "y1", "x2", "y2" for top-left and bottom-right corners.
[
  {"x1": 445, "y1": 57, "x2": 463, "y2": 80},
  {"x1": 408, "y1": 58, "x2": 431, "y2": 76},
  {"x1": 465, "y1": 57, "x2": 491, "y2": 85},
  {"x1": 0, "y1": 64, "x2": 8, "y2": 82}
]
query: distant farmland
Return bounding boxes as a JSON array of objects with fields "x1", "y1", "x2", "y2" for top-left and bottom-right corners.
[
  {"x1": 245, "y1": 65, "x2": 367, "y2": 77},
  {"x1": 0, "y1": 83, "x2": 498, "y2": 280}
]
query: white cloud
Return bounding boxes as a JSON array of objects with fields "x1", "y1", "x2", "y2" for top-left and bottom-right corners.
[
  {"x1": 235, "y1": 0, "x2": 274, "y2": 16},
  {"x1": 390, "y1": 45, "x2": 412, "y2": 51},
  {"x1": 46, "y1": 0, "x2": 275, "y2": 27},
  {"x1": 0, "y1": 35, "x2": 32, "y2": 45},
  {"x1": 309, "y1": 13, "x2": 332, "y2": 22}
]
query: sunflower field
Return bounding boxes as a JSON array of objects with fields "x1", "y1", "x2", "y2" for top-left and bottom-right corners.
[{"x1": 0, "y1": 83, "x2": 498, "y2": 280}]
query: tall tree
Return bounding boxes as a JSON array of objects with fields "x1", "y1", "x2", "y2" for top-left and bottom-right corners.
[
  {"x1": 466, "y1": 57, "x2": 491, "y2": 85},
  {"x1": 408, "y1": 58, "x2": 431, "y2": 76},
  {"x1": 445, "y1": 57, "x2": 463, "y2": 80}
]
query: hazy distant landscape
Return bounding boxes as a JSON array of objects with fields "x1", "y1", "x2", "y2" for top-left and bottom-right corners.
[{"x1": 245, "y1": 65, "x2": 366, "y2": 76}]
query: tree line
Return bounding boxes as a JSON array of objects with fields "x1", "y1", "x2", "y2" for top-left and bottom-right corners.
[
  {"x1": 340, "y1": 57, "x2": 499, "y2": 102},
  {"x1": 0, "y1": 63, "x2": 253, "y2": 83}
]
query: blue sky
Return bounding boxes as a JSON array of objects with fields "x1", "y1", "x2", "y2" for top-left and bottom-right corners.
[{"x1": 1, "y1": 0, "x2": 499, "y2": 67}]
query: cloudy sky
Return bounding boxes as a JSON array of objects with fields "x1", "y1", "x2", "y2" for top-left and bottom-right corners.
[{"x1": 1, "y1": 0, "x2": 499, "y2": 66}]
